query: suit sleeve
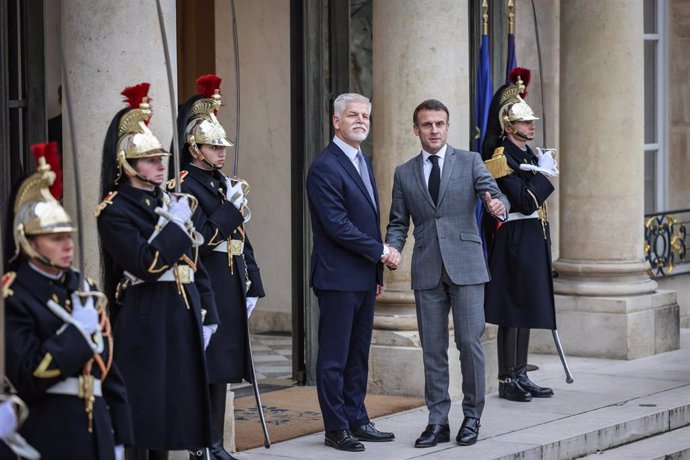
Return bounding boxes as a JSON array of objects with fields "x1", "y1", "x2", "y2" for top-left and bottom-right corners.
[
  {"x1": 472, "y1": 152, "x2": 511, "y2": 217},
  {"x1": 4, "y1": 296, "x2": 94, "y2": 400},
  {"x1": 385, "y1": 167, "x2": 410, "y2": 252},
  {"x1": 97, "y1": 202, "x2": 192, "y2": 281},
  {"x1": 306, "y1": 161, "x2": 384, "y2": 263}
]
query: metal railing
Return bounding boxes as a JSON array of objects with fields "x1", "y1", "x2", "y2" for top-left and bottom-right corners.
[{"x1": 644, "y1": 208, "x2": 690, "y2": 277}]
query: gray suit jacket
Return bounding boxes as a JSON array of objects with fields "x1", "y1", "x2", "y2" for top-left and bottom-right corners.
[{"x1": 385, "y1": 145, "x2": 509, "y2": 290}]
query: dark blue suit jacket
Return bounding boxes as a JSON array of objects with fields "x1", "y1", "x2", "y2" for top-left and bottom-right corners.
[{"x1": 307, "y1": 141, "x2": 384, "y2": 291}]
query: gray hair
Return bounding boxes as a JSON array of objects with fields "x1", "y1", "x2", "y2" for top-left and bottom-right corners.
[{"x1": 333, "y1": 93, "x2": 371, "y2": 117}]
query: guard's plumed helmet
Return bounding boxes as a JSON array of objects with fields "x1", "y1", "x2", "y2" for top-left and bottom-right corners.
[
  {"x1": 12, "y1": 143, "x2": 74, "y2": 262},
  {"x1": 185, "y1": 74, "x2": 233, "y2": 150},
  {"x1": 498, "y1": 67, "x2": 539, "y2": 128},
  {"x1": 115, "y1": 83, "x2": 170, "y2": 183}
]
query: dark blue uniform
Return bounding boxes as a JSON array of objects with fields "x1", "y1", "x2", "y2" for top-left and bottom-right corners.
[
  {"x1": 2, "y1": 263, "x2": 133, "y2": 460},
  {"x1": 180, "y1": 166, "x2": 265, "y2": 384},
  {"x1": 97, "y1": 182, "x2": 218, "y2": 450},
  {"x1": 484, "y1": 139, "x2": 556, "y2": 329}
]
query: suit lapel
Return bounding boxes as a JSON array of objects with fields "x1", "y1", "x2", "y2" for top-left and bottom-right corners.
[
  {"x1": 331, "y1": 143, "x2": 377, "y2": 212},
  {"x1": 413, "y1": 152, "x2": 436, "y2": 209},
  {"x1": 437, "y1": 146, "x2": 456, "y2": 206}
]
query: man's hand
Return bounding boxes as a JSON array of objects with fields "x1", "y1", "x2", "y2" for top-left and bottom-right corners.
[
  {"x1": 485, "y1": 192, "x2": 506, "y2": 218},
  {"x1": 381, "y1": 244, "x2": 401, "y2": 270},
  {"x1": 376, "y1": 284, "x2": 385, "y2": 298}
]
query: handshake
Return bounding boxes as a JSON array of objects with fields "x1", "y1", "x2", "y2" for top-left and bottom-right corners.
[{"x1": 381, "y1": 243, "x2": 402, "y2": 270}]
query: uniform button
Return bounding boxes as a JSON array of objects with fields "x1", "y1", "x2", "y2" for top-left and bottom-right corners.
[{"x1": 436, "y1": 214, "x2": 441, "y2": 219}]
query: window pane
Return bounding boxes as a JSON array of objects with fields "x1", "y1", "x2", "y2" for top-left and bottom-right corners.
[
  {"x1": 644, "y1": 40, "x2": 657, "y2": 144},
  {"x1": 644, "y1": 0, "x2": 657, "y2": 34},
  {"x1": 644, "y1": 150, "x2": 657, "y2": 214}
]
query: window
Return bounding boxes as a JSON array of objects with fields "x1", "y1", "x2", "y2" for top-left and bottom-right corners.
[{"x1": 643, "y1": 0, "x2": 667, "y2": 214}]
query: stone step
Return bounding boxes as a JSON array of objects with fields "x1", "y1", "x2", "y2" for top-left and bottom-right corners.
[
  {"x1": 580, "y1": 425, "x2": 690, "y2": 459},
  {"x1": 438, "y1": 385, "x2": 690, "y2": 460}
]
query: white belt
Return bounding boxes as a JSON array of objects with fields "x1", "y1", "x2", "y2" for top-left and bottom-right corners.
[
  {"x1": 506, "y1": 211, "x2": 539, "y2": 222},
  {"x1": 212, "y1": 240, "x2": 244, "y2": 255},
  {"x1": 128, "y1": 265, "x2": 195, "y2": 286},
  {"x1": 46, "y1": 377, "x2": 102, "y2": 398}
]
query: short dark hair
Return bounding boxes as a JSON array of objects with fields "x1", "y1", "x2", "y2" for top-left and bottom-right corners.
[{"x1": 413, "y1": 99, "x2": 449, "y2": 125}]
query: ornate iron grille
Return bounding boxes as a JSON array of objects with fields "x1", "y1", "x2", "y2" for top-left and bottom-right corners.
[{"x1": 644, "y1": 209, "x2": 689, "y2": 277}]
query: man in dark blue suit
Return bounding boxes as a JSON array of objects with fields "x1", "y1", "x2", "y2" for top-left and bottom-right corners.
[{"x1": 306, "y1": 93, "x2": 400, "y2": 452}]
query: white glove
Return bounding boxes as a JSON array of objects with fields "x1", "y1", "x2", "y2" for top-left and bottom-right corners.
[
  {"x1": 202, "y1": 324, "x2": 218, "y2": 350},
  {"x1": 168, "y1": 195, "x2": 193, "y2": 227},
  {"x1": 71, "y1": 292, "x2": 101, "y2": 336},
  {"x1": 520, "y1": 147, "x2": 559, "y2": 177},
  {"x1": 246, "y1": 297, "x2": 258, "y2": 318},
  {"x1": 225, "y1": 178, "x2": 246, "y2": 209},
  {"x1": 114, "y1": 445, "x2": 125, "y2": 460},
  {"x1": 0, "y1": 400, "x2": 17, "y2": 439}
]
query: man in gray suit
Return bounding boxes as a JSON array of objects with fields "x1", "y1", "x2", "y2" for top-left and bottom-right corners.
[{"x1": 385, "y1": 99, "x2": 508, "y2": 448}]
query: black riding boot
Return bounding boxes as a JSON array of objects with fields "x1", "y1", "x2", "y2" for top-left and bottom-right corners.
[
  {"x1": 497, "y1": 326, "x2": 532, "y2": 402},
  {"x1": 209, "y1": 383, "x2": 238, "y2": 460},
  {"x1": 515, "y1": 328, "x2": 554, "y2": 397}
]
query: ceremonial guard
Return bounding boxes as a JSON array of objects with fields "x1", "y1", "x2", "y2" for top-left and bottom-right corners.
[
  {"x1": 175, "y1": 74, "x2": 264, "y2": 460},
  {"x1": 97, "y1": 83, "x2": 219, "y2": 459},
  {"x1": 2, "y1": 142, "x2": 133, "y2": 459},
  {"x1": 482, "y1": 68, "x2": 559, "y2": 402}
]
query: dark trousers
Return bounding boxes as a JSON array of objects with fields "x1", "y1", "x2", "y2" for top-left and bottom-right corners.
[
  {"x1": 315, "y1": 288, "x2": 376, "y2": 431},
  {"x1": 125, "y1": 448, "x2": 168, "y2": 460}
]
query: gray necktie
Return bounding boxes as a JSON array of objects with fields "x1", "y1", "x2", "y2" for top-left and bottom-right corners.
[{"x1": 357, "y1": 151, "x2": 377, "y2": 210}]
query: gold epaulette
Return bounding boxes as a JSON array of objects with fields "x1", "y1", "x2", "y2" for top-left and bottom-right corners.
[
  {"x1": 94, "y1": 191, "x2": 118, "y2": 218},
  {"x1": 166, "y1": 170, "x2": 189, "y2": 190},
  {"x1": 484, "y1": 147, "x2": 513, "y2": 179},
  {"x1": 2, "y1": 272, "x2": 16, "y2": 298}
]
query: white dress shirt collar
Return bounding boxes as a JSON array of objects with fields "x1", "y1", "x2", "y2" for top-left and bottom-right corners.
[
  {"x1": 333, "y1": 135, "x2": 360, "y2": 162},
  {"x1": 422, "y1": 144, "x2": 448, "y2": 164}
]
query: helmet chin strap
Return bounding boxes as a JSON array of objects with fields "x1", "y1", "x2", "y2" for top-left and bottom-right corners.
[
  {"x1": 118, "y1": 151, "x2": 163, "y2": 187},
  {"x1": 191, "y1": 144, "x2": 221, "y2": 171},
  {"x1": 506, "y1": 121, "x2": 534, "y2": 142}
]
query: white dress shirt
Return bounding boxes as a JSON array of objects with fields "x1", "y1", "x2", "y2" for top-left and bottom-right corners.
[
  {"x1": 422, "y1": 144, "x2": 448, "y2": 185},
  {"x1": 333, "y1": 135, "x2": 361, "y2": 174}
]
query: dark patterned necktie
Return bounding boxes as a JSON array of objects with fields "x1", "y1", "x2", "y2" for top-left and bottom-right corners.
[{"x1": 428, "y1": 154, "x2": 440, "y2": 205}]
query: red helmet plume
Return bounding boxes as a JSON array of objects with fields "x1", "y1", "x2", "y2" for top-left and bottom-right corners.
[
  {"x1": 196, "y1": 74, "x2": 222, "y2": 98},
  {"x1": 121, "y1": 82, "x2": 151, "y2": 108},
  {"x1": 31, "y1": 141, "x2": 63, "y2": 200},
  {"x1": 509, "y1": 67, "x2": 531, "y2": 98}
]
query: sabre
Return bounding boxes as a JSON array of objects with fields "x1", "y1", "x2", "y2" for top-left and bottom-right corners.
[
  {"x1": 552, "y1": 330, "x2": 574, "y2": 383},
  {"x1": 230, "y1": 0, "x2": 271, "y2": 448},
  {"x1": 530, "y1": 0, "x2": 571, "y2": 382},
  {"x1": 155, "y1": 3, "x2": 212, "y2": 459}
]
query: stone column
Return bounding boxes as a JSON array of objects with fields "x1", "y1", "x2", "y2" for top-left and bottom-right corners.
[
  {"x1": 61, "y1": 0, "x2": 176, "y2": 276},
  {"x1": 369, "y1": 0, "x2": 498, "y2": 398},
  {"x1": 531, "y1": 0, "x2": 679, "y2": 359}
]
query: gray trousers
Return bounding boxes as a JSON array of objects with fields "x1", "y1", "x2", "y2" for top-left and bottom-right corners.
[{"x1": 414, "y1": 267, "x2": 486, "y2": 424}]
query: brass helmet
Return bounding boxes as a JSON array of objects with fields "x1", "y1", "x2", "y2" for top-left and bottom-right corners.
[
  {"x1": 12, "y1": 143, "x2": 75, "y2": 263},
  {"x1": 498, "y1": 68, "x2": 539, "y2": 130},
  {"x1": 185, "y1": 74, "x2": 233, "y2": 158},
  {"x1": 116, "y1": 83, "x2": 170, "y2": 183}
]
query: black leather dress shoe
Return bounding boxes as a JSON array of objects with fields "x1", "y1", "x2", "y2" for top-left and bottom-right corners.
[
  {"x1": 517, "y1": 373, "x2": 554, "y2": 398},
  {"x1": 351, "y1": 422, "x2": 395, "y2": 442},
  {"x1": 498, "y1": 379, "x2": 533, "y2": 402},
  {"x1": 456, "y1": 417, "x2": 480, "y2": 446},
  {"x1": 325, "y1": 430, "x2": 365, "y2": 452},
  {"x1": 210, "y1": 440, "x2": 238, "y2": 460},
  {"x1": 414, "y1": 424, "x2": 450, "y2": 448}
]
